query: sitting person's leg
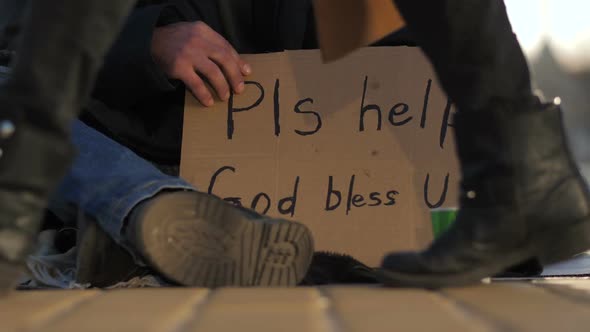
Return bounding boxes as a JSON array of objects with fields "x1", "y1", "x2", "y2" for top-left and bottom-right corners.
[
  {"x1": 51, "y1": 120, "x2": 193, "y2": 249},
  {"x1": 51, "y1": 120, "x2": 314, "y2": 287}
]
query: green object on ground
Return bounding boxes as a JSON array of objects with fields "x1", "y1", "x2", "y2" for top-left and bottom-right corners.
[{"x1": 430, "y1": 208, "x2": 458, "y2": 238}]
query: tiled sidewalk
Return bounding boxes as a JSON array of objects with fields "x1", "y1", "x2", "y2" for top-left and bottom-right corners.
[{"x1": 2, "y1": 280, "x2": 590, "y2": 332}]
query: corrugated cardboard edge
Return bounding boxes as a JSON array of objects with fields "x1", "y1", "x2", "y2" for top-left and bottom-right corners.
[
  {"x1": 313, "y1": 0, "x2": 406, "y2": 62},
  {"x1": 181, "y1": 48, "x2": 461, "y2": 264}
]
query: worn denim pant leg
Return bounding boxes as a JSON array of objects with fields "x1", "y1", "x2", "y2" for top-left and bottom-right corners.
[{"x1": 50, "y1": 121, "x2": 195, "y2": 258}]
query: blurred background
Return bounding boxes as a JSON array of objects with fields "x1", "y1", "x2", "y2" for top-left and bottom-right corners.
[{"x1": 505, "y1": 0, "x2": 590, "y2": 179}]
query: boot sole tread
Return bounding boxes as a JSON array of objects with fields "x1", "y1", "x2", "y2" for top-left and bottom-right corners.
[{"x1": 136, "y1": 192, "x2": 314, "y2": 287}]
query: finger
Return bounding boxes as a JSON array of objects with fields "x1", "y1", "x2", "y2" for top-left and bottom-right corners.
[
  {"x1": 196, "y1": 59, "x2": 231, "y2": 101},
  {"x1": 208, "y1": 45, "x2": 245, "y2": 94},
  {"x1": 204, "y1": 27, "x2": 252, "y2": 76},
  {"x1": 181, "y1": 71, "x2": 214, "y2": 107},
  {"x1": 239, "y1": 58, "x2": 252, "y2": 76},
  {"x1": 220, "y1": 39, "x2": 251, "y2": 76}
]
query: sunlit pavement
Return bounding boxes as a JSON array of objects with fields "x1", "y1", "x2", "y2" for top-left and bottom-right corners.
[{"x1": 2, "y1": 280, "x2": 590, "y2": 332}]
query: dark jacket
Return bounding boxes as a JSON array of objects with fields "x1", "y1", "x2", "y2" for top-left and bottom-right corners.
[
  {"x1": 82, "y1": 0, "x2": 318, "y2": 165},
  {"x1": 82, "y1": 0, "x2": 414, "y2": 165}
]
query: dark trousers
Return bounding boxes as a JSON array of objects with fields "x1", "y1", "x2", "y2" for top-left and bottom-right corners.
[
  {"x1": 394, "y1": 0, "x2": 535, "y2": 113},
  {"x1": 0, "y1": 0, "x2": 136, "y2": 138},
  {"x1": 0, "y1": 1, "x2": 136, "y2": 257},
  {"x1": 0, "y1": 0, "x2": 136, "y2": 210}
]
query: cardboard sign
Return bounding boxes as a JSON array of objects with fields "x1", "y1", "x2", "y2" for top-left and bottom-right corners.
[
  {"x1": 181, "y1": 47, "x2": 459, "y2": 266},
  {"x1": 313, "y1": 0, "x2": 406, "y2": 62}
]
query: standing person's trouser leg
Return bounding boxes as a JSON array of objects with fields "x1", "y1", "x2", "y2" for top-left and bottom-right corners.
[
  {"x1": 0, "y1": 0, "x2": 136, "y2": 290},
  {"x1": 392, "y1": 0, "x2": 535, "y2": 113},
  {"x1": 379, "y1": 0, "x2": 590, "y2": 288}
]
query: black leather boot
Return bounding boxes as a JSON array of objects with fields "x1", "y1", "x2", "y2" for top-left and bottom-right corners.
[{"x1": 379, "y1": 101, "x2": 590, "y2": 288}]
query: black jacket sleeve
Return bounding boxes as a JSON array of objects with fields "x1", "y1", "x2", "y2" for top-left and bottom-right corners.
[{"x1": 92, "y1": 4, "x2": 188, "y2": 109}]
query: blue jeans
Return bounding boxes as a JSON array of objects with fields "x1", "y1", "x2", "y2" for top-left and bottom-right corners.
[{"x1": 49, "y1": 120, "x2": 194, "y2": 260}]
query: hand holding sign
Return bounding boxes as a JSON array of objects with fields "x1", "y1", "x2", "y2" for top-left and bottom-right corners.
[
  {"x1": 181, "y1": 47, "x2": 460, "y2": 265},
  {"x1": 152, "y1": 21, "x2": 251, "y2": 106}
]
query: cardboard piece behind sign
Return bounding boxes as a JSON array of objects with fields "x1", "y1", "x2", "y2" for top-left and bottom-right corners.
[
  {"x1": 181, "y1": 47, "x2": 459, "y2": 266},
  {"x1": 313, "y1": 0, "x2": 406, "y2": 62}
]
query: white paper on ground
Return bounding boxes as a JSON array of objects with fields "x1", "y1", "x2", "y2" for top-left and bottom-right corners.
[
  {"x1": 541, "y1": 251, "x2": 590, "y2": 276},
  {"x1": 524, "y1": 161, "x2": 590, "y2": 277}
]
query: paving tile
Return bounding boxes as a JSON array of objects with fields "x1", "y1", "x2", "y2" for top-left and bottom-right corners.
[
  {"x1": 0, "y1": 290, "x2": 99, "y2": 332},
  {"x1": 443, "y1": 282, "x2": 590, "y2": 332},
  {"x1": 37, "y1": 288, "x2": 210, "y2": 332},
  {"x1": 323, "y1": 286, "x2": 492, "y2": 332},
  {"x1": 5, "y1": 282, "x2": 590, "y2": 332},
  {"x1": 186, "y1": 287, "x2": 334, "y2": 332},
  {"x1": 533, "y1": 280, "x2": 590, "y2": 303}
]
